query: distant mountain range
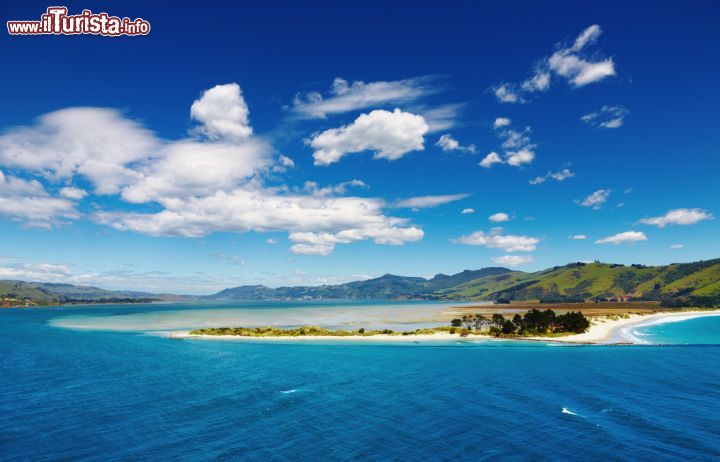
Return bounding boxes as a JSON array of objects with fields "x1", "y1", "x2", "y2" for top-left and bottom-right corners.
[
  {"x1": 208, "y1": 258, "x2": 720, "y2": 302},
  {"x1": 0, "y1": 280, "x2": 185, "y2": 307},
  {"x1": 3, "y1": 258, "x2": 720, "y2": 306}
]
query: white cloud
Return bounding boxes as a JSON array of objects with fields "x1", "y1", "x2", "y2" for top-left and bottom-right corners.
[
  {"x1": 670, "y1": 244, "x2": 684, "y2": 249},
  {"x1": 595, "y1": 231, "x2": 647, "y2": 245},
  {"x1": 59, "y1": 187, "x2": 88, "y2": 200},
  {"x1": 0, "y1": 170, "x2": 78, "y2": 228},
  {"x1": 494, "y1": 117, "x2": 511, "y2": 128},
  {"x1": 493, "y1": 255, "x2": 534, "y2": 267},
  {"x1": 581, "y1": 105, "x2": 629, "y2": 129},
  {"x1": 529, "y1": 168, "x2": 575, "y2": 185},
  {"x1": 266, "y1": 238, "x2": 278, "y2": 245},
  {"x1": 506, "y1": 148, "x2": 535, "y2": 167},
  {"x1": 1, "y1": 83, "x2": 431, "y2": 256},
  {"x1": 494, "y1": 84, "x2": 523, "y2": 104},
  {"x1": 394, "y1": 193, "x2": 470, "y2": 209},
  {"x1": 288, "y1": 225, "x2": 423, "y2": 256},
  {"x1": 436, "y1": 134, "x2": 476, "y2": 153},
  {"x1": 489, "y1": 212, "x2": 510, "y2": 223},
  {"x1": 96, "y1": 188, "x2": 425, "y2": 255},
  {"x1": 301, "y1": 179, "x2": 368, "y2": 197},
  {"x1": 521, "y1": 71, "x2": 551, "y2": 92},
  {"x1": 451, "y1": 228, "x2": 540, "y2": 252},
  {"x1": 190, "y1": 83, "x2": 252, "y2": 141},
  {"x1": 479, "y1": 152, "x2": 503, "y2": 168},
  {"x1": 569, "y1": 234, "x2": 588, "y2": 240},
  {"x1": 121, "y1": 139, "x2": 272, "y2": 203},
  {"x1": 0, "y1": 107, "x2": 158, "y2": 195},
  {"x1": 639, "y1": 208, "x2": 713, "y2": 227},
  {"x1": 419, "y1": 104, "x2": 463, "y2": 133},
  {"x1": 461, "y1": 208, "x2": 475, "y2": 215},
  {"x1": 292, "y1": 76, "x2": 438, "y2": 118},
  {"x1": 0, "y1": 262, "x2": 72, "y2": 281},
  {"x1": 484, "y1": 119, "x2": 536, "y2": 168},
  {"x1": 493, "y1": 24, "x2": 616, "y2": 104},
  {"x1": 579, "y1": 189, "x2": 611, "y2": 209},
  {"x1": 309, "y1": 109, "x2": 429, "y2": 166}
]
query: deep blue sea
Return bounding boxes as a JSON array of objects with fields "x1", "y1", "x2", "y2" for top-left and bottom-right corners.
[{"x1": 2, "y1": 302, "x2": 720, "y2": 461}]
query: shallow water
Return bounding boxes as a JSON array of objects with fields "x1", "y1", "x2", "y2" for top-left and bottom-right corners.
[{"x1": 2, "y1": 302, "x2": 720, "y2": 461}]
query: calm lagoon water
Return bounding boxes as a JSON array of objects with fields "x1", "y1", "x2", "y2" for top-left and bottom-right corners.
[{"x1": 2, "y1": 302, "x2": 720, "y2": 461}]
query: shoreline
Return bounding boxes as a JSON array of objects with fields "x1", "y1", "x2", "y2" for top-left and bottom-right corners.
[{"x1": 169, "y1": 309, "x2": 720, "y2": 344}]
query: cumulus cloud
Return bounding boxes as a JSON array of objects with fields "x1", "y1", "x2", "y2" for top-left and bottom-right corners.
[
  {"x1": 96, "y1": 188, "x2": 425, "y2": 255},
  {"x1": 494, "y1": 84, "x2": 522, "y2": 104},
  {"x1": 493, "y1": 255, "x2": 534, "y2": 266},
  {"x1": 578, "y1": 189, "x2": 611, "y2": 209},
  {"x1": 639, "y1": 208, "x2": 713, "y2": 227},
  {"x1": 121, "y1": 139, "x2": 272, "y2": 203},
  {"x1": 0, "y1": 170, "x2": 78, "y2": 228},
  {"x1": 451, "y1": 228, "x2": 540, "y2": 252},
  {"x1": 0, "y1": 107, "x2": 158, "y2": 195},
  {"x1": 190, "y1": 83, "x2": 252, "y2": 141},
  {"x1": 596, "y1": 231, "x2": 647, "y2": 245},
  {"x1": 494, "y1": 117, "x2": 512, "y2": 128},
  {"x1": 489, "y1": 212, "x2": 510, "y2": 223},
  {"x1": 479, "y1": 152, "x2": 503, "y2": 168},
  {"x1": 481, "y1": 119, "x2": 536, "y2": 168},
  {"x1": 309, "y1": 109, "x2": 429, "y2": 166},
  {"x1": 461, "y1": 208, "x2": 475, "y2": 215},
  {"x1": 581, "y1": 105, "x2": 629, "y2": 129},
  {"x1": 493, "y1": 25, "x2": 616, "y2": 104},
  {"x1": 529, "y1": 168, "x2": 575, "y2": 185},
  {"x1": 436, "y1": 134, "x2": 476, "y2": 153},
  {"x1": 569, "y1": 234, "x2": 588, "y2": 240},
  {"x1": 292, "y1": 76, "x2": 438, "y2": 118},
  {"x1": 288, "y1": 225, "x2": 423, "y2": 255},
  {"x1": 0, "y1": 83, "x2": 431, "y2": 256},
  {"x1": 59, "y1": 187, "x2": 88, "y2": 200},
  {"x1": 393, "y1": 193, "x2": 470, "y2": 209},
  {"x1": 670, "y1": 244, "x2": 684, "y2": 249}
]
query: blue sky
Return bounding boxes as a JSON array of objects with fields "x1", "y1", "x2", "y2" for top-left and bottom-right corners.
[{"x1": 0, "y1": 1, "x2": 718, "y2": 294}]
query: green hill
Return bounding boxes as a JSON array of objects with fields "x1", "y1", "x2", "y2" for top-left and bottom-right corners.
[
  {"x1": 4, "y1": 258, "x2": 720, "y2": 306},
  {"x1": 433, "y1": 259, "x2": 720, "y2": 301},
  {"x1": 0, "y1": 280, "x2": 183, "y2": 307}
]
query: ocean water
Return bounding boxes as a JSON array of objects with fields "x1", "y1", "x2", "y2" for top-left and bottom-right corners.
[{"x1": 2, "y1": 302, "x2": 720, "y2": 461}]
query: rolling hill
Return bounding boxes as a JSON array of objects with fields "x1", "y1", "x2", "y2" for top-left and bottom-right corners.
[
  {"x1": 210, "y1": 259, "x2": 720, "y2": 302},
  {"x1": 4, "y1": 258, "x2": 720, "y2": 307},
  {"x1": 0, "y1": 280, "x2": 185, "y2": 307}
]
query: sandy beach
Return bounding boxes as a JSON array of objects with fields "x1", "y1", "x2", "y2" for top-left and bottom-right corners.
[
  {"x1": 171, "y1": 309, "x2": 720, "y2": 344},
  {"x1": 527, "y1": 309, "x2": 720, "y2": 344}
]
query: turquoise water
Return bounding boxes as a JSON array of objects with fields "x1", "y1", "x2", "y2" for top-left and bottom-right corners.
[
  {"x1": 623, "y1": 314, "x2": 720, "y2": 345},
  {"x1": 2, "y1": 302, "x2": 720, "y2": 461}
]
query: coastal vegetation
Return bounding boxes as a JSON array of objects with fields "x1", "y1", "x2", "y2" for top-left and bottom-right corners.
[
  {"x1": 188, "y1": 309, "x2": 591, "y2": 339},
  {"x1": 188, "y1": 325, "x2": 456, "y2": 337},
  {"x1": 660, "y1": 295, "x2": 720, "y2": 308},
  {"x1": 451, "y1": 309, "x2": 591, "y2": 337}
]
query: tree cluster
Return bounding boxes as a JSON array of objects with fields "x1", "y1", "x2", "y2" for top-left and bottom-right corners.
[{"x1": 451, "y1": 308, "x2": 590, "y2": 336}]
